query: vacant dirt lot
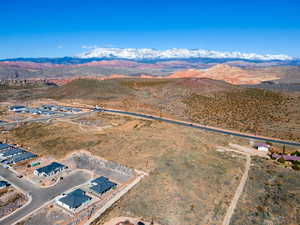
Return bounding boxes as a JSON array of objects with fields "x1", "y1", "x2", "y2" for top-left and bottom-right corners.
[
  {"x1": 230, "y1": 157, "x2": 300, "y2": 225},
  {"x1": 21, "y1": 204, "x2": 71, "y2": 225},
  {"x1": 2, "y1": 112, "x2": 248, "y2": 225},
  {"x1": 0, "y1": 186, "x2": 27, "y2": 218},
  {"x1": 3, "y1": 111, "x2": 299, "y2": 225}
]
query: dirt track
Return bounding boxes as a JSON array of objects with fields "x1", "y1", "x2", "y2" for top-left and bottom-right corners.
[{"x1": 221, "y1": 154, "x2": 251, "y2": 225}]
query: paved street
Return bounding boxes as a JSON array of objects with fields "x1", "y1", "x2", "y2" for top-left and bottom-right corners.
[{"x1": 0, "y1": 166, "x2": 91, "y2": 225}]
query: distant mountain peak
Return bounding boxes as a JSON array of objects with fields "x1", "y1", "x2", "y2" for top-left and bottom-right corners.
[{"x1": 77, "y1": 47, "x2": 293, "y2": 61}]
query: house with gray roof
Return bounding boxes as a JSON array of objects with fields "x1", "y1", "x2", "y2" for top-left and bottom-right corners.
[
  {"x1": 0, "y1": 180, "x2": 10, "y2": 189},
  {"x1": 0, "y1": 143, "x2": 12, "y2": 151},
  {"x1": 89, "y1": 176, "x2": 117, "y2": 195},
  {"x1": 90, "y1": 176, "x2": 109, "y2": 186},
  {"x1": 0, "y1": 148, "x2": 25, "y2": 160},
  {"x1": 41, "y1": 105, "x2": 59, "y2": 111},
  {"x1": 56, "y1": 189, "x2": 91, "y2": 212},
  {"x1": 9, "y1": 105, "x2": 27, "y2": 112},
  {"x1": 34, "y1": 162, "x2": 66, "y2": 177},
  {"x1": 9, "y1": 152, "x2": 37, "y2": 164}
]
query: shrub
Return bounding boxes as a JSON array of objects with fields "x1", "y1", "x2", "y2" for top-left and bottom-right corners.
[
  {"x1": 292, "y1": 164, "x2": 300, "y2": 171},
  {"x1": 277, "y1": 157, "x2": 285, "y2": 164},
  {"x1": 291, "y1": 151, "x2": 300, "y2": 156}
]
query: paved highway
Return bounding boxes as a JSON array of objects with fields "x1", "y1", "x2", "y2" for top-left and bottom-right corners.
[
  {"x1": 103, "y1": 109, "x2": 300, "y2": 147},
  {"x1": 2, "y1": 107, "x2": 299, "y2": 147},
  {"x1": 0, "y1": 167, "x2": 91, "y2": 225},
  {"x1": 1, "y1": 107, "x2": 299, "y2": 147}
]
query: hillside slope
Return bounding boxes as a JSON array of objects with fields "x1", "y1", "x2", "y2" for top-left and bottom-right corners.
[
  {"x1": 1, "y1": 60, "x2": 300, "y2": 84},
  {"x1": 49, "y1": 78, "x2": 134, "y2": 100},
  {"x1": 168, "y1": 64, "x2": 279, "y2": 84},
  {"x1": 48, "y1": 78, "x2": 300, "y2": 141}
]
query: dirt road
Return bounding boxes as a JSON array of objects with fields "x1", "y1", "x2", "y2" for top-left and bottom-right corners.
[{"x1": 221, "y1": 154, "x2": 251, "y2": 225}]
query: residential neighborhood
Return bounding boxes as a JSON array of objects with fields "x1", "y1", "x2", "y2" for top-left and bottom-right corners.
[
  {"x1": 0, "y1": 142, "x2": 37, "y2": 165},
  {"x1": 0, "y1": 113, "x2": 145, "y2": 225},
  {"x1": 0, "y1": 101, "x2": 299, "y2": 225}
]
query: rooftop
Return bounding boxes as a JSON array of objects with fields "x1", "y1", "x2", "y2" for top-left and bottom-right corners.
[
  {"x1": 254, "y1": 143, "x2": 269, "y2": 148},
  {"x1": 0, "y1": 143, "x2": 11, "y2": 150},
  {"x1": 35, "y1": 162, "x2": 66, "y2": 175},
  {"x1": 0, "y1": 148, "x2": 25, "y2": 157},
  {"x1": 10, "y1": 152, "x2": 37, "y2": 164},
  {"x1": 0, "y1": 180, "x2": 10, "y2": 188},
  {"x1": 58, "y1": 189, "x2": 91, "y2": 209},
  {"x1": 91, "y1": 176, "x2": 108, "y2": 185},
  {"x1": 10, "y1": 105, "x2": 26, "y2": 109},
  {"x1": 90, "y1": 176, "x2": 116, "y2": 194}
]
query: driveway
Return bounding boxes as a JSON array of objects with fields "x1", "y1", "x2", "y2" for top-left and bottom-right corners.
[{"x1": 0, "y1": 166, "x2": 91, "y2": 225}]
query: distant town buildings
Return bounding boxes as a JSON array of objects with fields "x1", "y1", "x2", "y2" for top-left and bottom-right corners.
[
  {"x1": 9, "y1": 105, "x2": 27, "y2": 112},
  {"x1": 8, "y1": 104, "x2": 82, "y2": 116}
]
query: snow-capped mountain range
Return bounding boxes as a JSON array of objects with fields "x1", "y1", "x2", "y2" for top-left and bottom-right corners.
[{"x1": 78, "y1": 47, "x2": 293, "y2": 61}]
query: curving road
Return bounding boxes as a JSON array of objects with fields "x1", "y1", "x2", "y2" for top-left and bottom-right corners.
[
  {"x1": 103, "y1": 108, "x2": 300, "y2": 147},
  {"x1": 0, "y1": 167, "x2": 91, "y2": 225}
]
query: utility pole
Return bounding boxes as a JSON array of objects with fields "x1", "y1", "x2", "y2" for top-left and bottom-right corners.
[
  {"x1": 150, "y1": 217, "x2": 154, "y2": 225},
  {"x1": 282, "y1": 145, "x2": 286, "y2": 155}
]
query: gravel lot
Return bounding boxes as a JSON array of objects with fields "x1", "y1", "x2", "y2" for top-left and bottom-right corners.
[
  {"x1": 66, "y1": 152, "x2": 134, "y2": 183},
  {"x1": 24, "y1": 205, "x2": 71, "y2": 225}
]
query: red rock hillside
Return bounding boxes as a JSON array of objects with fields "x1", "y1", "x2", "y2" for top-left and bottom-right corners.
[{"x1": 168, "y1": 64, "x2": 279, "y2": 84}]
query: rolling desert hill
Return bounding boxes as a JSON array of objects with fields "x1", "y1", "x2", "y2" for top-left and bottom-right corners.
[
  {"x1": 0, "y1": 60, "x2": 170, "y2": 80},
  {"x1": 45, "y1": 77, "x2": 300, "y2": 142},
  {"x1": 1, "y1": 59, "x2": 300, "y2": 85},
  {"x1": 249, "y1": 66, "x2": 300, "y2": 83},
  {"x1": 167, "y1": 64, "x2": 279, "y2": 84}
]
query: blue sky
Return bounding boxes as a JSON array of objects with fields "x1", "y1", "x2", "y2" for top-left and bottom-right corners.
[{"x1": 1, "y1": 0, "x2": 300, "y2": 58}]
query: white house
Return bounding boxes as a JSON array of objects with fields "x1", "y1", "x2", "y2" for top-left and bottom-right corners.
[
  {"x1": 34, "y1": 162, "x2": 66, "y2": 177},
  {"x1": 56, "y1": 189, "x2": 91, "y2": 212},
  {"x1": 254, "y1": 143, "x2": 270, "y2": 151}
]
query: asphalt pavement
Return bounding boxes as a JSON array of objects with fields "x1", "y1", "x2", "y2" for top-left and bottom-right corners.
[
  {"x1": 2, "y1": 107, "x2": 299, "y2": 147},
  {"x1": 0, "y1": 166, "x2": 91, "y2": 225}
]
